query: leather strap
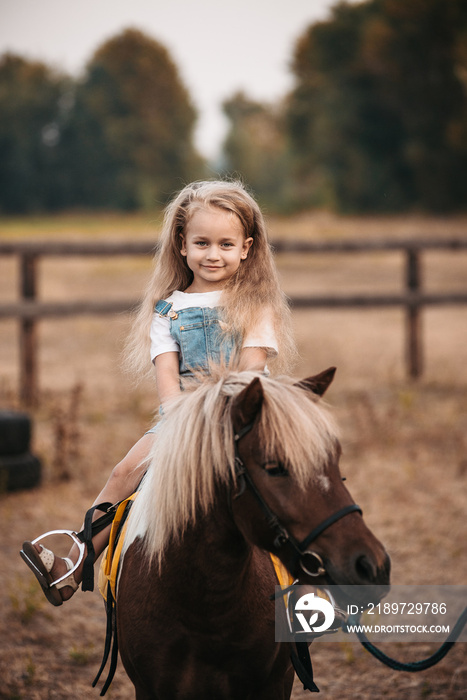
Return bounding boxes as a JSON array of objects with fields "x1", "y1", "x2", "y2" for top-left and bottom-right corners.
[{"x1": 79, "y1": 502, "x2": 115, "y2": 592}]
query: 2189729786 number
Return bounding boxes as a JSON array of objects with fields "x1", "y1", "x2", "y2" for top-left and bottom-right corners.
[{"x1": 366, "y1": 602, "x2": 447, "y2": 615}]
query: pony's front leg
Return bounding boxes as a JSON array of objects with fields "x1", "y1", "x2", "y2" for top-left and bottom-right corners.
[
  {"x1": 253, "y1": 643, "x2": 295, "y2": 700},
  {"x1": 134, "y1": 685, "x2": 157, "y2": 700}
]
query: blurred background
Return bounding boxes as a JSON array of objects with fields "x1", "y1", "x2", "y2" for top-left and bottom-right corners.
[
  {"x1": 1, "y1": 2, "x2": 466, "y2": 698},
  {"x1": 1, "y1": 0, "x2": 466, "y2": 214}
]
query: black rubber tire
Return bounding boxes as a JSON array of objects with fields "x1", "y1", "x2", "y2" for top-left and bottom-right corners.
[
  {"x1": 0, "y1": 452, "x2": 41, "y2": 492},
  {"x1": 0, "y1": 411, "x2": 31, "y2": 455}
]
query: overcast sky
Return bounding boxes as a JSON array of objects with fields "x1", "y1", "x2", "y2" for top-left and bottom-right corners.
[{"x1": 0, "y1": 0, "x2": 356, "y2": 158}]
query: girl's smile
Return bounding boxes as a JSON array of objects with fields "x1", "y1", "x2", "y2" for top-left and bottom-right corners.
[{"x1": 180, "y1": 207, "x2": 253, "y2": 293}]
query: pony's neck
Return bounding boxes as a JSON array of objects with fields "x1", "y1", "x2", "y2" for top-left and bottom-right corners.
[
  {"x1": 188, "y1": 497, "x2": 248, "y2": 572},
  {"x1": 163, "y1": 489, "x2": 262, "y2": 608}
]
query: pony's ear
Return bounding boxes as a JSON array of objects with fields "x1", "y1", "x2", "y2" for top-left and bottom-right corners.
[
  {"x1": 295, "y1": 367, "x2": 336, "y2": 397},
  {"x1": 232, "y1": 377, "x2": 264, "y2": 432}
]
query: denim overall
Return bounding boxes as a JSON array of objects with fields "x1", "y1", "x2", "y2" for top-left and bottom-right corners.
[
  {"x1": 153, "y1": 299, "x2": 239, "y2": 376},
  {"x1": 146, "y1": 300, "x2": 239, "y2": 435}
]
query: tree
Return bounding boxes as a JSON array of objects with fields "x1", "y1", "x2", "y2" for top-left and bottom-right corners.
[
  {"x1": 0, "y1": 54, "x2": 67, "y2": 212},
  {"x1": 0, "y1": 30, "x2": 203, "y2": 212},
  {"x1": 221, "y1": 92, "x2": 290, "y2": 210},
  {"x1": 287, "y1": 0, "x2": 467, "y2": 212},
  {"x1": 64, "y1": 28, "x2": 203, "y2": 209},
  {"x1": 362, "y1": 0, "x2": 467, "y2": 211}
]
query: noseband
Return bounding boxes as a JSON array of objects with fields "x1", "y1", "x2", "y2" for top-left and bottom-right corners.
[{"x1": 233, "y1": 423, "x2": 362, "y2": 578}]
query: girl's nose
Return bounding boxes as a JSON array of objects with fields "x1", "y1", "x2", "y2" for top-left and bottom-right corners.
[{"x1": 206, "y1": 246, "x2": 220, "y2": 260}]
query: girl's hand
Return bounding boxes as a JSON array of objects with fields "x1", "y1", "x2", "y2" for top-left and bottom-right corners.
[{"x1": 154, "y1": 352, "x2": 181, "y2": 407}]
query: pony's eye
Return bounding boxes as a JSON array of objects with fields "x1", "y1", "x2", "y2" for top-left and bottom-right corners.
[{"x1": 262, "y1": 462, "x2": 289, "y2": 477}]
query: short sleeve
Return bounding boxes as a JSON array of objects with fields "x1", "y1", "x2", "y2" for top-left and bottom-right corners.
[
  {"x1": 150, "y1": 313, "x2": 179, "y2": 362},
  {"x1": 243, "y1": 312, "x2": 278, "y2": 358}
]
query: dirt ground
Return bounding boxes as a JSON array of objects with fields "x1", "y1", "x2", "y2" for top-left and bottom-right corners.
[{"x1": 0, "y1": 211, "x2": 466, "y2": 699}]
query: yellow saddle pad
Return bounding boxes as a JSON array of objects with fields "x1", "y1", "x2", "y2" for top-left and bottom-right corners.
[
  {"x1": 270, "y1": 553, "x2": 294, "y2": 587},
  {"x1": 98, "y1": 493, "x2": 137, "y2": 601}
]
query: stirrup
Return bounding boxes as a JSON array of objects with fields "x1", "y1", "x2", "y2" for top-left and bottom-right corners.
[{"x1": 31, "y1": 530, "x2": 85, "y2": 588}]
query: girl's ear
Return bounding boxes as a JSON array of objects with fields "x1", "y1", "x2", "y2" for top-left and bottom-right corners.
[
  {"x1": 241, "y1": 237, "x2": 253, "y2": 260},
  {"x1": 180, "y1": 234, "x2": 187, "y2": 256}
]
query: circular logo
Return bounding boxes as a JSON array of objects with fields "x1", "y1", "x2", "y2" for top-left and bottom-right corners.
[{"x1": 294, "y1": 592, "x2": 335, "y2": 633}]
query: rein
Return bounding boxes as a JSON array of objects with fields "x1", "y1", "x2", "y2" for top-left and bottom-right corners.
[
  {"x1": 233, "y1": 422, "x2": 362, "y2": 579},
  {"x1": 343, "y1": 607, "x2": 467, "y2": 672}
]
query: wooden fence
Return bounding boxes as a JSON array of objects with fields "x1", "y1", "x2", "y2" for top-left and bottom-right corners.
[{"x1": 1, "y1": 238, "x2": 466, "y2": 405}]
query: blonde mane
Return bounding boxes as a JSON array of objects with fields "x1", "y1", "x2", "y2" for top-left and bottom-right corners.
[{"x1": 122, "y1": 370, "x2": 339, "y2": 568}]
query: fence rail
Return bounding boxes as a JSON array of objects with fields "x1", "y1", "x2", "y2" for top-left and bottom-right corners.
[{"x1": 1, "y1": 237, "x2": 467, "y2": 404}]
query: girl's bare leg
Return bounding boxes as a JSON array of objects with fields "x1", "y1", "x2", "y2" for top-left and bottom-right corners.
[{"x1": 34, "y1": 433, "x2": 155, "y2": 600}]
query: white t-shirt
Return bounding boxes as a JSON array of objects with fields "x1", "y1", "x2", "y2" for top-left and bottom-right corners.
[{"x1": 150, "y1": 290, "x2": 278, "y2": 362}]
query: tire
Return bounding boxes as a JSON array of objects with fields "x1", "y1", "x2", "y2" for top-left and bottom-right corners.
[
  {"x1": 0, "y1": 411, "x2": 31, "y2": 455},
  {"x1": 0, "y1": 452, "x2": 41, "y2": 492}
]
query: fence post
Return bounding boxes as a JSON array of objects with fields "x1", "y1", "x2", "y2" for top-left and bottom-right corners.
[
  {"x1": 20, "y1": 253, "x2": 38, "y2": 405},
  {"x1": 406, "y1": 248, "x2": 422, "y2": 379}
]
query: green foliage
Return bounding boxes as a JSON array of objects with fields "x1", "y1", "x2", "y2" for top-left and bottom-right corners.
[
  {"x1": 23, "y1": 657, "x2": 36, "y2": 686},
  {"x1": 0, "y1": 29, "x2": 204, "y2": 213},
  {"x1": 64, "y1": 28, "x2": 203, "y2": 209},
  {"x1": 287, "y1": 0, "x2": 467, "y2": 212},
  {"x1": 69, "y1": 643, "x2": 95, "y2": 666},
  {"x1": 4, "y1": 7, "x2": 467, "y2": 214},
  {"x1": 9, "y1": 576, "x2": 46, "y2": 623},
  {"x1": 0, "y1": 54, "x2": 68, "y2": 213},
  {"x1": 220, "y1": 92, "x2": 291, "y2": 211}
]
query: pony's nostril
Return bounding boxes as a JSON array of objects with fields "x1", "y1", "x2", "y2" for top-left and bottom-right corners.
[{"x1": 355, "y1": 554, "x2": 376, "y2": 582}]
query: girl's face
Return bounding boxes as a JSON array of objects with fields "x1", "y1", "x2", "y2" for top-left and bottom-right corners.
[{"x1": 180, "y1": 207, "x2": 253, "y2": 293}]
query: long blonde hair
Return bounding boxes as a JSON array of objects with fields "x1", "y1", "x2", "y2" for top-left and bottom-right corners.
[{"x1": 125, "y1": 180, "x2": 296, "y2": 377}]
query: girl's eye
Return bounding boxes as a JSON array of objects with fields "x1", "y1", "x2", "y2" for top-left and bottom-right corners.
[
  {"x1": 262, "y1": 462, "x2": 289, "y2": 477},
  {"x1": 221, "y1": 242, "x2": 234, "y2": 248},
  {"x1": 194, "y1": 241, "x2": 208, "y2": 247}
]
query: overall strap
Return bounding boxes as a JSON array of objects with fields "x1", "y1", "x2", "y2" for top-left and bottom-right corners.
[{"x1": 154, "y1": 299, "x2": 173, "y2": 316}]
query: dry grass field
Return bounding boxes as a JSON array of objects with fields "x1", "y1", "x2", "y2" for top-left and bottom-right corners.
[{"x1": 0, "y1": 210, "x2": 466, "y2": 699}]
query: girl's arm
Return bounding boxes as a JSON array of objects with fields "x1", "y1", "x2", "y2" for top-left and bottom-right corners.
[
  {"x1": 154, "y1": 352, "x2": 181, "y2": 407},
  {"x1": 238, "y1": 347, "x2": 268, "y2": 372}
]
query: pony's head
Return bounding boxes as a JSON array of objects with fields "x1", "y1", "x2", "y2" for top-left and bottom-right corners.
[
  {"x1": 230, "y1": 369, "x2": 390, "y2": 597},
  {"x1": 123, "y1": 368, "x2": 390, "y2": 595}
]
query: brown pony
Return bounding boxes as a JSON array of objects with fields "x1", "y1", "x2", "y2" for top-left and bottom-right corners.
[{"x1": 116, "y1": 369, "x2": 390, "y2": 699}]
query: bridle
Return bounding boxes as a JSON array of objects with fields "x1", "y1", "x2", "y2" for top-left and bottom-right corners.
[{"x1": 233, "y1": 422, "x2": 362, "y2": 579}]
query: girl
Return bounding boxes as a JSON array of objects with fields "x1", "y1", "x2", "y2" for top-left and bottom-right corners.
[{"x1": 21, "y1": 179, "x2": 296, "y2": 605}]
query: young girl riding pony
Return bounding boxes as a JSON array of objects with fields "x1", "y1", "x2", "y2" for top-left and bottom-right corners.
[{"x1": 21, "y1": 179, "x2": 296, "y2": 605}]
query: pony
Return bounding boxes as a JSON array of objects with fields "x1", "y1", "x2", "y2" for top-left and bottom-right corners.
[{"x1": 116, "y1": 368, "x2": 390, "y2": 699}]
